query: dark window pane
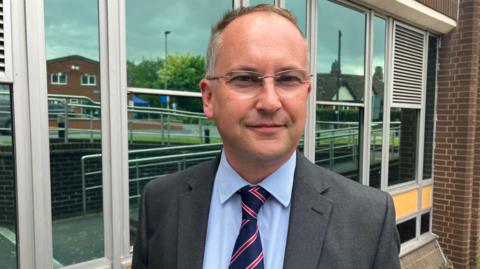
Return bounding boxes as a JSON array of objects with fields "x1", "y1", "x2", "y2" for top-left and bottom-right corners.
[
  {"x1": 315, "y1": 105, "x2": 362, "y2": 181},
  {"x1": 0, "y1": 84, "x2": 16, "y2": 269},
  {"x1": 421, "y1": 212, "x2": 430, "y2": 234},
  {"x1": 397, "y1": 218, "x2": 416, "y2": 243},
  {"x1": 388, "y1": 108, "x2": 418, "y2": 186},
  {"x1": 317, "y1": 0, "x2": 366, "y2": 103},
  {"x1": 369, "y1": 16, "x2": 386, "y2": 188},
  {"x1": 423, "y1": 36, "x2": 437, "y2": 180}
]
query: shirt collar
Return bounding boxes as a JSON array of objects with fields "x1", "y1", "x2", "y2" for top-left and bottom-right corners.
[{"x1": 217, "y1": 151, "x2": 296, "y2": 208}]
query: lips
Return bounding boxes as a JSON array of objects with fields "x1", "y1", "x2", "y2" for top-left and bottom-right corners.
[{"x1": 246, "y1": 123, "x2": 286, "y2": 134}]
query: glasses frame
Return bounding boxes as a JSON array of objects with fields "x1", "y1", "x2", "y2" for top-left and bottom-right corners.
[{"x1": 206, "y1": 69, "x2": 313, "y2": 87}]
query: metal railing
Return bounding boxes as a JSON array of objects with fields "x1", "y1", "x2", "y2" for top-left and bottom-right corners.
[{"x1": 80, "y1": 143, "x2": 222, "y2": 214}]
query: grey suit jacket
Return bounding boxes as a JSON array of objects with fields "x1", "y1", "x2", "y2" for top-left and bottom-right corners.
[{"x1": 132, "y1": 153, "x2": 401, "y2": 269}]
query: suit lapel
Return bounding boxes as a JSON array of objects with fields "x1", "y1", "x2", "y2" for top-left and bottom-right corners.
[
  {"x1": 283, "y1": 153, "x2": 333, "y2": 269},
  {"x1": 177, "y1": 158, "x2": 218, "y2": 269}
]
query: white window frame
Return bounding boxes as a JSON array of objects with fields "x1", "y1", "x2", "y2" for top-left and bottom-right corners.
[
  {"x1": 50, "y1": 72, "x2": 67, "y2": 85},
  {"x1": 81, "y1": 74, "x2": 97, "y2": 86}
]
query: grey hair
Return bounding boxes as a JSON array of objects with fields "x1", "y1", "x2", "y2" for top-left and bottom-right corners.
[{"x1": 204, "y1": 4, "x2": 305, "y2": 77}]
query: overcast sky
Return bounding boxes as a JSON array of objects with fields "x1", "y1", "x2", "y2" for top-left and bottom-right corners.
[{"x1": 44, "y1": 0, "x2": 382, "y2": 74}]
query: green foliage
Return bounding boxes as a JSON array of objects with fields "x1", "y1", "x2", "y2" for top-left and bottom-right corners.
[
  {"x1": 436, "y1": 260, "x2": 454, "y2": 269},
  {"x1": 316, "y1": 108, "x2": 360, "y2": 122},
  {"x1": 157, "y1": 53, "x2": 205, "y2": 92},
  {"x1": 127, "y1": 58, "x2": 164, "y2": 89},
  {"x1": 127, "y1": 54, "x2": 205, "y2": 112}
]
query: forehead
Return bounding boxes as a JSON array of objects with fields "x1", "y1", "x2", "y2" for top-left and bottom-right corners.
[{"x1": 216, "y1": 12, "x2": 308, "y2": 71}]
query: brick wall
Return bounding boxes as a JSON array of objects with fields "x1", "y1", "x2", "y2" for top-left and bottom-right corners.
[
  {"x1": 432, "y1": 0, "x2": 480, "y2": 268},
  {"x1": 416, "y1": 0, "x2": 458, "y2": 19},
  {"x1": 50, "y1": 142, "x2": 103, "y2": 217}
]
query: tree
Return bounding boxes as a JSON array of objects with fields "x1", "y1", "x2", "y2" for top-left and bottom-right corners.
[
  {"x1": 127, "y1": 54, "x2": 206, "y2": 112},
  {"x1": 127, "y1": 58, "x2": 164, "y2": 89},
  {"x1": 157, "y1": 53, "x2": 205, "y2": 92}
]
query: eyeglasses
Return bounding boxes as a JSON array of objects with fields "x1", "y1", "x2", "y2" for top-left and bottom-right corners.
[{"x1": 206, "y1": 69, "x2": 312, "y2": 96}]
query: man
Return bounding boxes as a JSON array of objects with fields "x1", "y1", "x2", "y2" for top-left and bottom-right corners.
[{"x1": 132, "y1": 4, "x2": 400, "y2": 269}]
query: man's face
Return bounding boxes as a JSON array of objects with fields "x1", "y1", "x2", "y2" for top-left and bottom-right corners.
[{"x1": 200, "y1": 12, "x2": 311, "y2": 166}]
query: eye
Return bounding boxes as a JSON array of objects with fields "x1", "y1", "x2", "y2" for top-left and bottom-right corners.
[
  {"x1": 276, "y1": 74, "x2": 303, "y2": 85},
  {"x1": 227, "y1": 73, "x2": 261, "y2": 87}
]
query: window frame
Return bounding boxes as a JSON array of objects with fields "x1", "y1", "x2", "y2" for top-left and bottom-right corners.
[
  {"x1": 50, "y1": 72, "x2": 68, "y2": 85},
  {"x1": 81, "y1": 74, "x2": 97, "y2": 86}
]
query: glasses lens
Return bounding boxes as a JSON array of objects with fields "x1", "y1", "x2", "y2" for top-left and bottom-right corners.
[
  {"x1": 275, "y1": 70, "x2": 308, "y2": 87},
  {"x1": 225, "y1": 71, "x2": 262, "y2": 88}
]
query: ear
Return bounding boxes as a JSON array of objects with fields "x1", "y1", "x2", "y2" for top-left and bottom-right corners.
[
  {"x1": 306, "y1": 81, "x2": 312, "y2": 95},
  {"x1": 199, "y1": 79, "x2": 214, "y2": 119}
]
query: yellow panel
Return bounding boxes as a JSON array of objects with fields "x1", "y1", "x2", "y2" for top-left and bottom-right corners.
[
  {"x1": 422, "y1": 185, "x2": 433, "y2": 209},
  {"x1": 392, "y1": 189, "x2": 418, "y2": 220}
]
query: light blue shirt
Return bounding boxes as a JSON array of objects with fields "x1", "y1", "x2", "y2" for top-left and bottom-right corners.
[{"x1": 202, "y1": 151, "x2": 296, "y2": 269}]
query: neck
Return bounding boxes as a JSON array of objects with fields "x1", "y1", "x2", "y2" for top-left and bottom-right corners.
[{"x1": 223, "y1": 150, "x2": 295, "y2": 184}]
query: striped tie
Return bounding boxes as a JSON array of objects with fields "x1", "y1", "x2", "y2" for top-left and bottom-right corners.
[{"x1": 229, "y1": 185, "x2": 271, "y2": 269}]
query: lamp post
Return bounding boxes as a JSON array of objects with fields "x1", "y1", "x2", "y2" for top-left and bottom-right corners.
[{"x1": 164, "y1": 30, "x2": 171, "y2": 90}]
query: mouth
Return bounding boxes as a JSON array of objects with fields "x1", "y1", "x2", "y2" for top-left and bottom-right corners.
[{"x1": 246, "y1": 123, "x2": 286, "y2": 133}]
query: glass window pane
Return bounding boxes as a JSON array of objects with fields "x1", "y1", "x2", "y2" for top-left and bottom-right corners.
[
  {"x1": 0, "y1": 85, "x2": 17, "y2": 269},
  {"x1": 421, "y1": 212, "x2": 430, "y2": 234},
  {"x1": 317, "y1": 0, "x2": 366, "y2": 103},
  {"x1": 388, "y1": 108, "x2": 418, "y2": 186},
  {"x1": 127, "y1": 94, "x2": 221, "y2": 245},
  {"x1": 397, "y1": 218, "x2": 416, "y2": 243},
  {"x1": 126, "y1": 0, "x2": 231, "y2": 246},
  {"x1": 285, "y1": 0, "x2": 306, "y2": 34},
  {"x1": 423, "y1": 36, "x2": 437, "y2": 180},
  {"x1": 45, "y1": 0, "x2": 104, "y2": 266},
  {"x1": 369, "y1": 16, "x2": 386, "y2": 188},
  {"x1": 249, "y1": 0, "x2": 275, "y2": 6},
  {"x1": 315, "y1": 105, "x2": 361, "y2": 181},
  {"x1": 126, "y1": 0, "x2": 232, "y2": 92}
]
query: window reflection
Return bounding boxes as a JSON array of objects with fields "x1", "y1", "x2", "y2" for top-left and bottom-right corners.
[
  {"x1": 317, "y1": 0, "x2": 366, "y2": 103},
  {"x1": 388, "y1": 108, "x2": 418, "y2": 186},
  {"x1": 249, "y1": 0, "x2": 275, "y2": 6},
  {"x1": 0, "y1": 84, "x2": 16, "y2": 269},
  {"x1": 45, "y1": 0, "x2": 104, "y2": 266},
  {"x1": 423, "y1": 36, "x2": 437, "y2": 180},
  {"x1": 127, "y1": 94, "x2": 221, "y2": 244},
  {"x1": 126, "y1": 0, "x2": 230, "y2": 245},
  {"x1": 315, "y1": 105, "x2": 361, "y2": 181},
  {"x1": 126, "y1": 0, "x2": 232, "y2": 93},
  {"x1": 369, "y1": 16, "x2": 386, "y2": 188},
  {"x1": 285, "y1": 0, "x2": 306, "y2": 34}
]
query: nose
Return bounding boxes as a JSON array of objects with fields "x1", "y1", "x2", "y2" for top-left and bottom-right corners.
[{"x1": 255, "y1": 77, "x2": 282, "y2": 113}]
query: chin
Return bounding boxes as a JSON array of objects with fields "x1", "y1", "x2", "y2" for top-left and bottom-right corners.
[{"x1": 251, "y1": 148, "x2": 294, "y2": 162}]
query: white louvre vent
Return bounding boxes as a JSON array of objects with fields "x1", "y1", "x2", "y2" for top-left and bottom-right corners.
[
  {"x1": 0, "y1": 0, "x2": 12, "y2": 82},
  {"x1": 0, "y1": 0, "x2": 5, "y2": 73},
  {"x1": 391, "y1": 22, "x2": 426, "y2": 108}
]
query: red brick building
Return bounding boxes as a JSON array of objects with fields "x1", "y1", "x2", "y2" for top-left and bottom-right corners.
[
  {"x1": 47, "y1": 55, "x2": 101, "y2": 102},
  {"x1": 431, "y1": 1, "x2": 480, "y2": 268}
]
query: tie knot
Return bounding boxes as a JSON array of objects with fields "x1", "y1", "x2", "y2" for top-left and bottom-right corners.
[{"x1": 239, "y1": 185, "x2": 271, "y2": 220}]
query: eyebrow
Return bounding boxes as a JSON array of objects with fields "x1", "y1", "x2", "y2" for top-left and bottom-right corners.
[{"x1": 227, "y1": 66, "x2": 306, "y2": 73}]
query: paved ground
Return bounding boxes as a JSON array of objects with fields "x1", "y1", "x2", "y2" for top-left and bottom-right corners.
[
  {"x1": 0, "y1": 231, "x2": 16, "y2": 269},
  {"x1": 52, "y1": 213, "x2": 104, "y2": 267},
  {"x1": 0, "y1": 213, "x2": 105, "y2": 269}
]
